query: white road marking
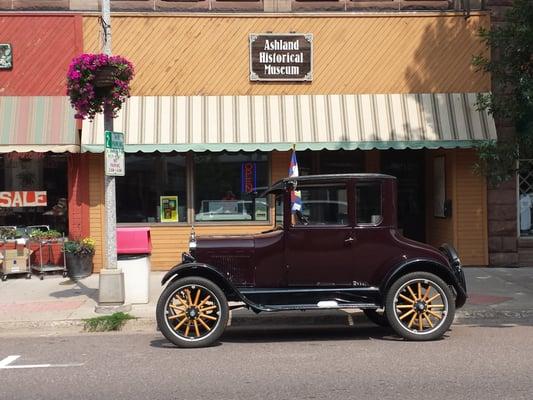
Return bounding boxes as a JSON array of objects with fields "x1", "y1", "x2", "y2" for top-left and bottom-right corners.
[
  {"x1": 0, "y1": 355, "x2": 20, "y2": 367},
  {"x1": 0, "y1": 355, "x2": 84, "y2": 370}
]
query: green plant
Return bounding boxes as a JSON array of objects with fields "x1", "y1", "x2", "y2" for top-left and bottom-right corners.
[
  {"x1": 64, "y1": 237, "x2": 95, "y2": 256},
  {"x1": 0, "y1": 226, "x2": 16, "y2": 240},
  {"x1": 83, "y1": 312, "x2": 135, "y2": 332},
  {"x1": 29, "y1": 229, "x2": 62, "y2": 240},
  {"x1": 472, "y1": 0, "x2": 533, "y2": 185}
]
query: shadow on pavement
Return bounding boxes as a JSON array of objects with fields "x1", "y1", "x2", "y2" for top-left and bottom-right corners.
[
  {"x1": 148, "y1": 325, "x2": 408, "y2": 349},
  {"x1": 222, "y1": 325, "x2": 401, "y2": 343},
  {"x1": 48, "y1": 279, "x2": 98, "y2": 302}
]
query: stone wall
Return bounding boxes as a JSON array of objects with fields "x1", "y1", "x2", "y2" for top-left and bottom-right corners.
[{"x1": 486, "y1": 0, "x2": 519, "y2": 266}]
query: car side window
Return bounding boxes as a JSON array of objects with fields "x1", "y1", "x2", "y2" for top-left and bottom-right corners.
[
  {"x1": 356, "y1": 182, "x2": 383, "y2": 225},
  {"x1": 293, "y1": 185, "x2": 348, "y2": 226}
]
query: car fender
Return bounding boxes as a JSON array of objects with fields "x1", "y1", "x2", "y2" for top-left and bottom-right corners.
[
  {"x1": 380, "y1": 258, "x2": 466, "y2": 307},
  {"x1": 161, "y1": 262, "x2": 260, "y2": 310}
]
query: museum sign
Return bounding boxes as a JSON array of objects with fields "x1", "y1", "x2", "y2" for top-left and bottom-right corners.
[{"x1": 249, "y1": 33, "x2": 313, "y2": 82}]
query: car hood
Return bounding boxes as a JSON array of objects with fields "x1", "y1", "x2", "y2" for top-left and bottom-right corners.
[{"x1": 195, "y1": 234, "x2": 255, "y2": 250}]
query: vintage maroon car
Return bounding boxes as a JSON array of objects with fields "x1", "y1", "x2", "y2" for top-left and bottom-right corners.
[{"x1": 156, "y1": 174, "x2": 467, "y2": 347}]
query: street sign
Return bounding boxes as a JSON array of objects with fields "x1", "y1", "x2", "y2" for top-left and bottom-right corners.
[{"x1": 104, "y1": 131, "x2": 125, "y2": 176}]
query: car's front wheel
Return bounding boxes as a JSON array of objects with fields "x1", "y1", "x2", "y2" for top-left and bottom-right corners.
[
  {"x1": 385, "y1": 272, "x2": 455, "y2": 341},
  {"x1": 156, "y1": 276, "x2": 229, "y2": 348}
]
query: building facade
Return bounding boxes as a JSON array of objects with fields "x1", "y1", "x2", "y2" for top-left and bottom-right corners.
[{"x1": 2, "y1": 0, "x2": 522, "y2": 270}]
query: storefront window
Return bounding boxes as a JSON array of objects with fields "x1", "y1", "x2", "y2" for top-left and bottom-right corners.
[
  {"x1": 194, "y1": 152, "x2": 269, "y2": 222},
  {"x1": 0, "y1": 153, "x2": 68, "y2": 235},
  {"x1": 296, "y1": 150, "x2": 363, "y2": 175},
  {"x1": 519, "y1": 160, "x2": 533, "y2": 237},
  {"x1": 116, "y1": 153, "x2": 187, "y2": 223},
  {"x1": 319, "y1": 150, "x2": 364, "y2": 174}
]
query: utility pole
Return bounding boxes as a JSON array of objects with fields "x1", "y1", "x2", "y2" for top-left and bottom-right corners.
[{"x1": 96, "y1": 0, "x2": 129, "y2": 312}]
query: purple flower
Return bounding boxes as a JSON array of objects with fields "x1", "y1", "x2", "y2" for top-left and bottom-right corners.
[{"x1": 66, "y1": 53, "x2": 134, "y2": 120}]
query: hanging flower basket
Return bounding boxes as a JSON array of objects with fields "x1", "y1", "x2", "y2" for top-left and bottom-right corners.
[
  {"x1": 66, "y1": 53, "x2": 134, "y2": 120},
  {"x1": 94, "y1": 65, "x2": 120, "y2": 88}
]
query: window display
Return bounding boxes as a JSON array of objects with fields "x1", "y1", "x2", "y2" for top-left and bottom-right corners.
[
  {"x1": 0, "y1": 153, "x2": 68, "y2": 235},
  {"x1": 116, "y1": 153, "x2": 187, "y2": 223},
  {"x1": 194, "y1": 152, "x2": 269, "y2": 222}
]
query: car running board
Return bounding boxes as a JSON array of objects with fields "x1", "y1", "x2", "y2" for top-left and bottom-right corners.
[{"x1": 257, "y1": 301, "x2": 380, "y2": 312}]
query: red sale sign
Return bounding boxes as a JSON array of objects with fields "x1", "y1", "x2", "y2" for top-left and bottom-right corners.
[{"x1": 0, "y1": 191, "x2": 47, "y2": 207}]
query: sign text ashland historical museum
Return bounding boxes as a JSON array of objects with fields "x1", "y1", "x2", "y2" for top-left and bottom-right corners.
[{"x1": 249, "y1": 33, "x2": 313, "y2": 81}]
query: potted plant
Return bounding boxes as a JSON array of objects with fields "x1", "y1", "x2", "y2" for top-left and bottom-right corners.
[
  {"x1": 64, "y1": 237, "x2": 95, "y2": 280},
  {"x1": 66, "y1": 53, "x2": 134, "y2": 120}
]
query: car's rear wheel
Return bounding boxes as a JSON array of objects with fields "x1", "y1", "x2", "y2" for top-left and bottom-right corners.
[
  {"x1": 157, "y1": 276, "x2": 229, "y2": 348},
  {"x1": 385, "y1": 272, "x2": 455, "y2": 341}
]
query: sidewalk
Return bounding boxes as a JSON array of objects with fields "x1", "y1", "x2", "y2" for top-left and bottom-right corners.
[{"x1": 0, "y1": 268, "x2": 532, "y2": 335}]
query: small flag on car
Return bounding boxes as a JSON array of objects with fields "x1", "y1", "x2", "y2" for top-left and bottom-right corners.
[{"x1": 289, "y1": 148, "x2": 302, "y2": 213}]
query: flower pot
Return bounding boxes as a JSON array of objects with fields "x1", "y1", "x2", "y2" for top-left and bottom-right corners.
[
  {"x1": 93, "y1": 65, "x2": 118, "y2": 88},
  {"x1": 65, "y1": 253, "x2": 94, "y2": 280}
]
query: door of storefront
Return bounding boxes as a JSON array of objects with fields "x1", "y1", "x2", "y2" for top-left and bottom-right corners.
[{"x1": 381, "y1": 150, "x2": 426, "y2": 243}]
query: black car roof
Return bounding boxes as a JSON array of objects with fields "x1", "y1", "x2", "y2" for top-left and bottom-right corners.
[
  {"x1": 284, "y1": 173, "x2": 395, "y2": 182},
  {"x1": 261, "y1": 173, "x2": 396, "y2": 196}
]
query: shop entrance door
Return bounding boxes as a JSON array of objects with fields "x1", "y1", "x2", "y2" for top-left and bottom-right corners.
[{"x1": 381, "y1": 150, "x2": 426, "y2": 242}]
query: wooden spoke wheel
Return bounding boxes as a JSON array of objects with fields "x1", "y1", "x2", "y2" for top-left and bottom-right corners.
[
  {"x1": 385, "y1": 272, "x2": 455, "y2": 341},
  {"x1": 157, "y1": 277, "x2": 229, "y2": 348}
]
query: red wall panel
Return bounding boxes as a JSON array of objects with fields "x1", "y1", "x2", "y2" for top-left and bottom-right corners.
[{"x1": 0, "y1": 14, "x2": 82, "y2": 95}]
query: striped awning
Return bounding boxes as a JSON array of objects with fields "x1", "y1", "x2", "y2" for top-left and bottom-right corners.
[
  {"x1": 0, "y1": 96, "x2": 78, "y2": 153},
  {"x1": 81, "y1": 93, "x2": 497, "y2": 153}
]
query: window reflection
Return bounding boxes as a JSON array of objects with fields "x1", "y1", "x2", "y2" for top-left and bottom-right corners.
[{"x1": 194, "y1": 152, "x2": 269, "y2": 222}]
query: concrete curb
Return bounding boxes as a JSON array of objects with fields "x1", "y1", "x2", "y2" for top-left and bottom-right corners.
[{"x1": 2, "y1": 308, "x2": 533, "y2": 337}]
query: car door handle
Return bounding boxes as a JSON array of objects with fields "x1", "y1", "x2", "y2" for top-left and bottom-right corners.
[{"x1": 344, "y1": 237, "x2": 355, "y2": 244}]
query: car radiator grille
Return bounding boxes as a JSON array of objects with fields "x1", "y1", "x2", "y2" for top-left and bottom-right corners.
[{"x1": 210, "y1": 255, "x2": 255, "y2": 287}]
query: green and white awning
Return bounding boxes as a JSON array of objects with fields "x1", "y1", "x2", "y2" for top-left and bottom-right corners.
[
  {"x1": 0, "y1": 96, "x2": 78, "y2": 153},
  {"x1": 81, "y1": 93, "x2": 497, "y2": 153}
]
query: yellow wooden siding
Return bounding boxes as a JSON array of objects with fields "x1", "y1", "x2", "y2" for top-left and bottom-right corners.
[
  {"x1": 82, "y1": 14, "x2": 489, "y2": 96},
  {"x1": 425, "y1": 149, "x2": 456, "y2": 251},
  {"x1": 425, "y1": 148, "x2": 487, "y2": 266},
  {"x1": 454, "y1": 149, "x2": 488, "y2": 265},
  {"x1": 88, "y1": 153, "x2": 105, "y2": 272},
  {"x1": 149, "y1": 225, "x2": 271, "y2": 270}
]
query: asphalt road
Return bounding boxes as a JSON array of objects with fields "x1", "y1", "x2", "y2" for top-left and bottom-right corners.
[{"x1": 1, "y1": 323, "x2": 532, "y2": 400}]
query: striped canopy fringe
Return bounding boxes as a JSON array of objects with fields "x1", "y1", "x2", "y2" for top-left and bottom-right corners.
[
  {"x1": 0, "y1": 96, "x2": 79, "y2": 153},
  {"x1": 82, "y1": 93, "x2": 497, "y2": 153}
]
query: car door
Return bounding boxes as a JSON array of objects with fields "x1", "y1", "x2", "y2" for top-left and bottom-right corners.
[
  {"x1": 351, "y1": 180, "x2": 391, "y2": 285},
  {"x1": 286, "y1": 182, "x2": 355, "y2": 286}
]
